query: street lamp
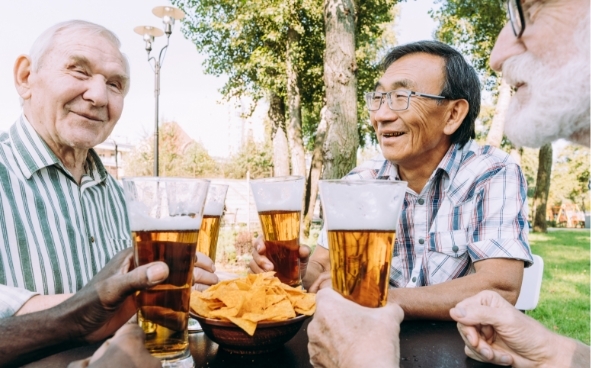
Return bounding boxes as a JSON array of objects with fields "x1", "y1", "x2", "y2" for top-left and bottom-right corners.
[{"x1": 134, "y1": 5, "x2": 185, "y2": 176}]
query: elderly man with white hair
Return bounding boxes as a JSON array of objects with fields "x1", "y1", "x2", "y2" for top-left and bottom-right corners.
[
  {"x1": 308, "y1": 0, "x2": 590, "y2": 367},
  {"x1": 0, "y1": 20, "x2": 217, "y2": 367}
]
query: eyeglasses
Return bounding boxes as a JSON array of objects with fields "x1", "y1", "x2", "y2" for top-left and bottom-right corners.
[
  {"x1": 507, "y1": 0, "x2": 525, "y2": 38},
  {"x1": 364, "y1": 89, "x2": 446, "y2": 112}
]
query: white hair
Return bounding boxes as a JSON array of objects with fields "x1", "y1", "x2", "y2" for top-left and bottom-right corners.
[
  {"x1": 503, "y1": 12, "x2": 590, "y2": 147},
  {"x1": 29, "y1": 20, "x2": 130, "y2": 93}
]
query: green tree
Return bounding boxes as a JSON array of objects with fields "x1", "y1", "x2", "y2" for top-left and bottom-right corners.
[
  {"x1": 550, "y1": 144, "x2": 590, "y2": 211},
  {"x1": 223, "y1": 137, "x2": 274, "y2": 179}
]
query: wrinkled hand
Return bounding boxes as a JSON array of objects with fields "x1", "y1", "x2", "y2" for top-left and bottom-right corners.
[
  {"x1": 450, "y1": 290, "x2": 569, "y2": 367},
  {"x1": 67, "y1": 324, "x2": 160, "y2": 368},
  {"x1": 308, "y1": 288, "x2": 403, "y2": 368},
  {"x1": 59, "y1": 248, "x2": 169, "y2": 343},
  {"x1": 192, "y1": 252, "x2": 219, "y2": 291},
  {"x1": 249, "y1": 235, "x2": 310, "y2": 279}
]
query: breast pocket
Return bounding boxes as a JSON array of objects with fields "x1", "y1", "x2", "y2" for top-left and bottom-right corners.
[{"x1": 425, "y1": 230, "x2": 471, "y2": 285}]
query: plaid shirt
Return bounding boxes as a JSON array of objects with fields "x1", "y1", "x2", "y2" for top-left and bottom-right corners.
[{"x1": 318, "y1": 140, "x2": 533, "y2": 288}]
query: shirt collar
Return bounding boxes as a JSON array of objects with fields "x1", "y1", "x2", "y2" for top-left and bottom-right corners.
[
  {"x1": 10, "y1": 114, "x2": 109, "y2": 183},
  {"x1": 381, "y1": 140, "x2": 477, "y2": 190}
]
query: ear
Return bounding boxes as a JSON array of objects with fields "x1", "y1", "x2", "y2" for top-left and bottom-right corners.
[
  {"x1": 442, "y1": 99, "x2": 469, "y2": 136},
  {"x1": 14, "y1": 55, "x2": 34, "y2": 101}
]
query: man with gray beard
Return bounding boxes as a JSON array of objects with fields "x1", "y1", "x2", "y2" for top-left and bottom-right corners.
[{"x1": 307, "y1": 0, "x2": 590, "y2": 367}]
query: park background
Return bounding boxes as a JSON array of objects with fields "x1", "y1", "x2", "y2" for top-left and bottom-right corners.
[{"x1": 0, "y1": 0, "x2": 588, "y2": 346}]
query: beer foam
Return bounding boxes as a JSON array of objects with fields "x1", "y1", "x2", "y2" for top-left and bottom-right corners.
[
  {"x1": 204, "y1": 200, "x2": 224, "y2": 216},
  {"x1": 250, "y1": 177, "x2": 304, "y2": 212},
  {"x1": 128, "y1": 201, "x2": 202, "y2": 231},
  {"x1": 319, "y1": 180, "x2": 407, "y2": 231}
]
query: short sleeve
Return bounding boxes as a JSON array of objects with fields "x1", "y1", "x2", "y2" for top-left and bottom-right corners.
[
  {"x1": 0, "y1": 284, "x2": 39, "y2": 318},
  {"x1": 469, "y1": 163, "x2": 533, "y2": 266}
]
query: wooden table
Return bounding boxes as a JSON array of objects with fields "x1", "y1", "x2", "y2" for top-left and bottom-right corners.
[{"x1": 25, "y1": 319, "x2": 500, "y2": 367}]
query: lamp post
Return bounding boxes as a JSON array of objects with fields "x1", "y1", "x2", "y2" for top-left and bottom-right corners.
[{"x1": 134, "y1": 6, "x2": 185, "y2": 177}]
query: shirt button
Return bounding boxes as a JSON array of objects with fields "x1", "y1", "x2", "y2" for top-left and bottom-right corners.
[
  {"x1": 90, "y1": 236, "x2": 95, "y2": 243},
  {"x1": 418, "y1": 238, "x2": 425, "y2": 244},
  {"x1": 412, "y1": 277, "x2": 417, "y2": 282},
  {"x1": 418, "y1": 198, "x2": 425, "y2": 205},
  {"x1": 452, "y1": 245, "x2": 459, "y2": 253}
]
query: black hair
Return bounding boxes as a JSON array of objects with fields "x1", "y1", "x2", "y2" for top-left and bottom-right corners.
[{"x1": 381, "y1": 40, "x2": 480, "y2": 147}]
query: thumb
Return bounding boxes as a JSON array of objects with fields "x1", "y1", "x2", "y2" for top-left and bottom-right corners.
[
  {"x1": 450, "y1": 304, "x2": 504, "y2": 327},
  {"x1": 299, "y1": 244, "x2": 311, "y2": 262},
  {"x1": 101, "y1": 262, "x2": 169, "y2": 304}
]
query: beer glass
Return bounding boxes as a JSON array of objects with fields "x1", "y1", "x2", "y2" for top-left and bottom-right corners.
[
  {"x1": 250, "y1": 176, "x2": 304, "y2": 287},
  {"x1": 197, "y1": 183, "x2": 228, "y2": 262},
  {"x1": 122, "y1": 177, "x2": 209, "y2": 367},
  {"x1": 318, "y1": 180, "x2": 407, "y2": 308},
  {"x1": 189, "y1": 183, "x2": 228, "y2": 333}
]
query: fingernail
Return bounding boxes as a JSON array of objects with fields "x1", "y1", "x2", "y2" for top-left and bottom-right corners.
[
  {"x1": 147, "y1": 263, "x2": 167, "y2": 283},
  {"x1": 500, "y1": 355, "x2": 511, "y2": 364},
  {"x1": 454, "y1": 307, "x2": 466, "y2": 317},
  {"x1": 480, "y1": 348, "x2": 491, "y2": 358}
]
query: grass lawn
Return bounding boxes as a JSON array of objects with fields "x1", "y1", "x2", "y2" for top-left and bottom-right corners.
[{"x1": 526, "y1": 229, "x2": 590, "y2": 344}]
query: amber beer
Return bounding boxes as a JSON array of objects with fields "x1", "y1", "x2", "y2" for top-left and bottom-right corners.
[
  {"x1": 134, "y1": 229, "x2": 198, "y2": 358},
  {"x1": 319, "y1": 179, "x2": 407, "y2": 308},
  {"x1": 250, "y1": 176, "x2": 305, "y2": 287},
  {"x1": 197, "y1": 215, "x2": 222, "y2": 261},
  {"x1": 258, "y1": 210, "x2": 301, "y2": 286},
  {"x1": 123, "y1": 177, "x2": 209, "y2": 366},
  {"x1": 328, "y1": 229, "x2": 396, "y2": 308}
]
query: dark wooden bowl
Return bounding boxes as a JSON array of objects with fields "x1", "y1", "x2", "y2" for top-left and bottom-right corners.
[{"x1": 191, "y1": 313, "x2": 311, "y2": 354}]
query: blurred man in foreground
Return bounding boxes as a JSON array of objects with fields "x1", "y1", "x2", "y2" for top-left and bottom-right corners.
[{"x1": 308, "y1": 0, "x2": 590, "y2": 367}]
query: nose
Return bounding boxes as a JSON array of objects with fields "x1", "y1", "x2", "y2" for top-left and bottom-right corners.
[
  {"x1": 371, "y1": 98, "x2": 399, "y2": 128},
  {"x1": 83, "y1": 76, "x2": 109, "y2": 107},
  {"x1": 490, "y1": 23, "x2": 527, "y2": 72}
]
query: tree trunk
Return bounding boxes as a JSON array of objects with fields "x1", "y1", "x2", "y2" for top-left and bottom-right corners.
[
  {"x1": 304, "y1": 106, "x2": 328, "y2": 238},
  {"x1": 269, "y1": 93, "x2": 290, "y2": 176},
  {"x1": 322, "y1": 0, "x2": 359, "y2": 180},
  {"x1": 486, "y1": 78, "x2": 512, "y2": 147},
  {"x1": 533, "y1": 143, "x2": 553, "y2": 232},
  {"x1": 286, "y1": 23, "x2": 307, "y2": 178}
]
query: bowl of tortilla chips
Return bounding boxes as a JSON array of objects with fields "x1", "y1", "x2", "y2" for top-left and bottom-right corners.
[{"x1": 190, "y1": 272, "x2": 315, "y2": 354}]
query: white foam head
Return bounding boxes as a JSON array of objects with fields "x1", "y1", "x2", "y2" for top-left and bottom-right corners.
[
  {"x1": 204, "y1": 184, "x2": 229, "y2": 216},
  {"x1": 318, "y1": 180, "x2": 407, "y2": 231},
  {"x1": 250, "y1": 176, "x2": 304, "y2": 212},
  {"x1": 122, "y1": 178, "x2": 209, "y2": 231}
]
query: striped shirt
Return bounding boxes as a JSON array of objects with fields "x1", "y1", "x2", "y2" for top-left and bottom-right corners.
[
  {"x1": 318, "y1": 140, "x2": 533, "y2": 288},
  {"x1": 0, "y1": 115, "x2": 130, "y2": 317}
]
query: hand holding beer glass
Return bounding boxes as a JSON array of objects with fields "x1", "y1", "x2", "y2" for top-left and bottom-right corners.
[
  {"x1": 122, "y1": 177, "x2": 209, "y2": 367},
  {"x1": 250, "y1": 176, "x2": 304, "y2": 287},
  {"x1": 318, "y1": 180, "x2": 407, "y2": 308}
]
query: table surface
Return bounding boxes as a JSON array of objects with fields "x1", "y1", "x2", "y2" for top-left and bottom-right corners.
[{"x1": 25, "y1": 319, "x2": 500, "y2": 368}]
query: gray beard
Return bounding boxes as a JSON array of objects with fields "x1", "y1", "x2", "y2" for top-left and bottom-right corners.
[{"x1": 502, "y1": 23, "x2": 590, "y2": 148}]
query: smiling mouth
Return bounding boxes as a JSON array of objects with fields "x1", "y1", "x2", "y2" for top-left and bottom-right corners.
[
  {"x1": 72, "y1": 111, "x2": 103, "y2": 122},
  {"x1": 382, "y1": 132, "x2": 405, "y2": 138}
]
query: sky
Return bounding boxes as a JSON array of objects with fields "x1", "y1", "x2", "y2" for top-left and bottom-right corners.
[{"x1": 0, "y1": 0, "x2": 438, "y2": 157}]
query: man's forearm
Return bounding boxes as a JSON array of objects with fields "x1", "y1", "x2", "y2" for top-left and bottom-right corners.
[
  {"x1": 15, "y1": 293, "x2": 73, "y2": 315},
  {"x1": 303, "y1": 258, "x2": 327, "y2": 290},
  {"x1": 389, "y1": 259, "x2": 523, "y2": 320},
  {"x1": 0, "y1": 303, "x2": 80, "y2": 367}
]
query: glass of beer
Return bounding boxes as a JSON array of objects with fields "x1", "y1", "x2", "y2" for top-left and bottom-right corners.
[
  {"x1": 318, "y1": 180, "x2": 407, "y2": 308},
  {"x1": 189, "y1": 183, "x2": 228, "y2": 333},
  {"x1": 122, "y1": 177, "x2": 209, "y2": 367},
  {"x1": 250, "y1": 176, "x2": 304, "y2": 287},
  {"x1": 197, "y1": 183, "x2": 228, "y2": 262}
]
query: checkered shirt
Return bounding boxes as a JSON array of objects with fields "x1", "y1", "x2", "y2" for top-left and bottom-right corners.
[{"x1": 318, "y1": 140, "x2": 533, "y2": 288}]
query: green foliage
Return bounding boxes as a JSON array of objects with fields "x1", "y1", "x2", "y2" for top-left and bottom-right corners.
[
  {"x1": 527, "y1": 230, "x2": 590, "y2": 344},
  {"x1": 173, "y1": 0, "x2": 400, "y2": 149},
  {"x1": 431, "y1": 0, "x2": 506, "y2": 89},
  {"x1": 549, "y1": 145, "x2": 590, "y2": 209},
  {"x1": 124, "y1": 122, "x2": 219, "y2": 178},
  {"x1": 222, "y1": 137, "x2": 274, "y2": 179}
]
